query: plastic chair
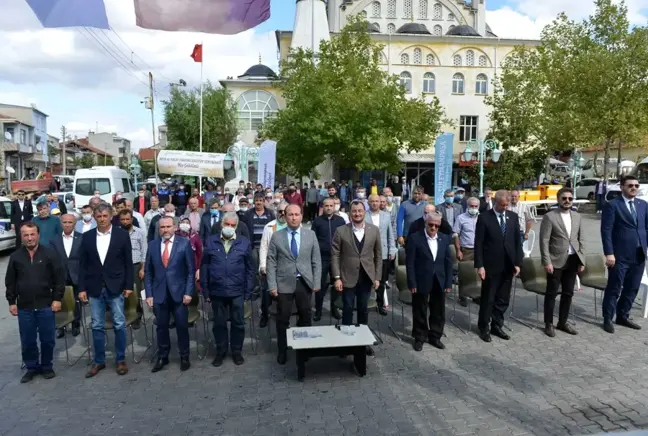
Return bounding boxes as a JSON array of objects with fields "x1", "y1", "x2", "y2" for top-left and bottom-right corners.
[
  {"x1": 55, "y1": 286, "x2": 88, "y2": 366},
  {"x1": 522, "y1": 230, "x2": 536, "y2": 258},
  {"x1": 511, "y1": 257, "x2": 549, "y2": 329},
  {"x1": 579, "y1": 254, "x2": 607, "y2": 319},
  {"x1": 640, "y1": 269, "x2": 648, "y2": 319},
  {"x1": 450, "y1": 261, "x2": 482, "y2": 333}
]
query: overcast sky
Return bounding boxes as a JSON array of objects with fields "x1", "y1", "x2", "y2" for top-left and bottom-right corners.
[{"x1": 1, "y1": 0, "x2": 646, "y2": 151}]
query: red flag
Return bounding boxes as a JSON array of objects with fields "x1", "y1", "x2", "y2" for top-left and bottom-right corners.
[{"x1": 191, "y1": 44, "x2": 203, "y2": 63}]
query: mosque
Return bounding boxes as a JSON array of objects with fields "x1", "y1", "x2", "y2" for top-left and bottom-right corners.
[{"x1": 220, "y1": 0, "x2": 539, "y2": 187}]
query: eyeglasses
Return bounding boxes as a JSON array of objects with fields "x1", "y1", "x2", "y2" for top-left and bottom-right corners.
[
  {"x1": 277, "y1": 210, "x2": 286, "y2": 215},
  {"x1": 561, "y1": 197, "x2": 573, "y2": 201},
  {"x1": 626, "y1": 184, "x2": 640, "y2": 188},
  {"x1": 427, "y1": 223, "x2": 440, "y2": 229}
]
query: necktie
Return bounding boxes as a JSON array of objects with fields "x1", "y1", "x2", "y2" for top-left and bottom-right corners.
[
  {"x1": 291, "y1": 231, "x2": 299, "y2": 257},
  {"x1": 629, "y1": 200, "x2": 638, "y2": 224},
  {"x1": 499, "y1": 213, "x2": 506, "y2": 235},
  {"x1": 162, "y1": 240, "x2": 170, "y2": 268}
]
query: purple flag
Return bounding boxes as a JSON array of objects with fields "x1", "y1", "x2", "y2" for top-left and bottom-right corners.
[
  {"x1": 25, "y1": 0, "x2": 109, "y2": 29},
  {"x1": 134, "y1": 0, "x2": 271, "y2": 34}
]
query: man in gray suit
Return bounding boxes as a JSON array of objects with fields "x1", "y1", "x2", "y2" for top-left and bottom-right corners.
[
  {"x1": 332, "y1": 200, "x2": 382, "y2": 355},
  {"x1": 367, "y1": 195, "x2": 396, "y2": 315},
  {"x1": 539, "y1": 187, "x2": 585, "y2": 338},
  {"x1": 267, "y1": 204, "x2": 322, "y2": 365},
  {"x1": 437, "y1": 189, "x2": 463, "y2": 229}
]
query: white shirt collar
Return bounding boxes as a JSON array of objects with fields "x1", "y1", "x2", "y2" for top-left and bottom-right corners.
[
  {"x1": 97, "y1": 226, "x2": 112, "y2": 236},
  {"x1": 63, "y1": 232, "x2": 74, "y2": 239},
  {"x1": 623, "y1": 195, "x2": 635, "y2": 204},
  {"x1": 425, "y1": 230, "x2": 438, "y2": 241},
  {"x1": 352, "y1": 222, "x2": 365, "y2": 231}
]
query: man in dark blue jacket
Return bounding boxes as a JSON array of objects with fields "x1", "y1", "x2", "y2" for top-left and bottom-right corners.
[
  {"x1": 201, "y1": 211, "x2": 253, "y2": 367},
  {"x1": 311, "y1": 197, "x2": 346, "y2": 321}
]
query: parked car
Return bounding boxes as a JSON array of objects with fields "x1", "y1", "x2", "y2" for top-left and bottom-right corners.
[
  {"x1": 0, "y1": 196, "x2": 16, "y2": 251},
  {"x1": 575, "y1": 178, "x2": 618, "y2": 201}
]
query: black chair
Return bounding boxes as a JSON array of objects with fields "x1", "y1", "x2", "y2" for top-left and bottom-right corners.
[
  {"x1": 451, "y1": 261, "x2": 482, "y2": 333},
  {"x1": 579, "y1": 254, "x2": 607, "y2": 319},
  {"x1": 55, "y1": 286, "x2": 88, "y2": 366},
  {"x1": 513, "y1": 257, "x2": 550, "y2": 329}
]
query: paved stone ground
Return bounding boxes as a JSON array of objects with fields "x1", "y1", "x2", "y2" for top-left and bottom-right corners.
[{"x1": 0, "y1": 213, "x2": 647, "y2": 436}]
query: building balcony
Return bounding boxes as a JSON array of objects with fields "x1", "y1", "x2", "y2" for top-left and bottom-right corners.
[{"x1": 50, "y1": 155, "x2": 61, "y2": 164}]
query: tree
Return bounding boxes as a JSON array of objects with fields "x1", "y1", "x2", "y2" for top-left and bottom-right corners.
[
  {"x1": 73, "y1": 154, "x2": 96, "y2": 169},
  {"x1": 163, "y1": 82, "x2": 239, "y2": 153},
  {"x1": 486, "y1": 0, "x2": 648, "y2": 185},
  {"x1": 259, "y1": 16, "x2": 447, "y2": 176}
]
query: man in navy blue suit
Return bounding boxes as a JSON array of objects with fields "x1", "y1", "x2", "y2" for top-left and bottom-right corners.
[
  {"x1": 78, "y1": 203, "x2": 134, "y2": 378},
  {"x1": 601, "y1": 174, "x2": 648, "y2": 333},
  {"x1": 145, "y1": 216, "x2": 195, "y2": 372},
  {"x1": 406, "y1": 212, "x2": 453, "y2": 351}
]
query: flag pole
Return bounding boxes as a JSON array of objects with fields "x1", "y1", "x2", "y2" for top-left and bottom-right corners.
[{"x1": 199, "y1": 41, "x2": 204, "y2": 194}]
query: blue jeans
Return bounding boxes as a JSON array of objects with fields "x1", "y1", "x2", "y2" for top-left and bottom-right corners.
[
  {"x1": 211, "y1": 296, "x2": 245, "y2": 355},
  {"x1": 89, "y1": 289, "x2": 126, "y2": 365},
  {"x1": 18, "y1": 308, "x2": 56, "y2": 372}
]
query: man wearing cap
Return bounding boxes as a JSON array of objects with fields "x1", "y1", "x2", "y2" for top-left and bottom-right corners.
[{"x1": 454, "y1": 187, "x2": 467, "y2": 213}]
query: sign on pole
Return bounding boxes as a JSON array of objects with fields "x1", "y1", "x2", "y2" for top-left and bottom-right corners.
[
  {"x1": 257, "y1": 140, "x2": 277, "y2": 189},
  {"x1": 157, "y1": 150, "x2": 225, "y2": 178},
  {"x1": 434, "y1": 133, "x2": 455, "y2": 204}
]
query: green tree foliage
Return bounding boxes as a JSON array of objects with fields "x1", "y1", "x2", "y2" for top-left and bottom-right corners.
[
  {"x1": 163, "y1": 82, "x2": 239, "y2": 153},
  {"x1": 486, "y1": 0, "x2": 648, "y2": 185},
  {"x1": 259, "y1": 16, "x2": 447, "y2": 176},
  {"x1": 72, "y1": 154, "x2": 96, "y2": 169}
]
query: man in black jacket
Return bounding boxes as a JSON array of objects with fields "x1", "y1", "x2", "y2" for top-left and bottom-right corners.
[
  {"x1": 311, "y1": 198, "x2": 346, "y2": 320},
  {"x1": 6, "y1": 222, "x2": 65, "y2": 383},
  {"x1": 408, "y1": 204, "x2": 453, "y2": 237},
  {"x1": 10, "y1": 190, "x2": 33, "y2": 247}
]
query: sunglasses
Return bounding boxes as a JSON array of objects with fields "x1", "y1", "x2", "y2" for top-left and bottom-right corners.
[
  {"x1": 427, "y1": 223, "x2": 440, "y2": 229},
  {"x1": 561, "y1": 197, "x2": 573, "y2": 201},
  {"x1": 626, "y1": 184, "x2": 640, "y2": 188},
  {"x1": 277, "y1": 210, "x2": 286, "y2": 215}
]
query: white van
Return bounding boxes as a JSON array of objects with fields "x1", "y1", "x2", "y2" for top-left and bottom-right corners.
[
  {"x1": 0, "y1": 196, "x2": 16, "y2": 251},
  {"x1": 73, "y1": 166, "x2": 135, "y2": 211}
]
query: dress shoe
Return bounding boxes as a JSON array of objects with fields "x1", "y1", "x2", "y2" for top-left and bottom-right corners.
[
  {"x1": 413, "y1": 340, "x2": 423, "y2": 351},
  {"x1": 378, "y1": 307, "x2": 388, "y2": 316},
  {"x1": 132, "y1": 319, "x2": 141, "y2": 330},
  {"x1": 428, "y1": 338, "x2": 445, "y2": 350},
  {"x1": 151, "y1": 358, "x2": 169, "y2": 373},
  {"x1": 85, "y1": 363, "x2": 106, "y2": 378},
  {"x1": 557, "y1": 323, "x2": 578, "y2": 335},
  {"x1": 616, "y1": 318, "x2": 642, "y2": 330},
  {"x1": 365, "y1": 346, "x2": 374, "y2": 356},
  {"x1": 41, "y1": 369, "x2": 56, "y2": 380},
  {"x1": 56, "y1": 328, "x2": 65, "y2": 339},
  {"x1": 71, "y1": 326, "x2": 80, "y2": 337},
  {"x1": 21, "y1": 371, "x2": 38, "y2": 383},
  {"x1": 180, "y1": 357, "x2": 191, "y2": 371},
  {"x1": 479, "y1": 331, "x2": 492, "y2": 343},
  {"x1": 313, "y1": 311, "x2": 322, "y2": 322},
  {"x1": 331, "y1": 307, "x2": 342, "y2": 320},
  {"x1": 544, "y1": 323, "x2": 556, "y2": 337},
  {"x1": 490, "y1": 326, "x2": 510, "y2": 340},
  {"x1": 473, "y1": 297, "x2": 481, "y2": 305},
  {"x1": 232, "y1": 354, "x2": 245, "y2": 366},
  {"x1": 212, "y1": 354, "x2": 225, "y2": 367},
  {"x1": 116, "y1": 362, "x2": 129, "y2": 375},
  {"x1": 259, "y1": 317, "x2": 268, "y2": 329},
  {"x1": 458, "y1": 297, "x2": 468, "y2": 307},
  {"x1": 603, "y1": 320, "x2": 615, "y2": 334},
  {"x1": 277, "y1": 352, "x2": 287, "y2": 365}
]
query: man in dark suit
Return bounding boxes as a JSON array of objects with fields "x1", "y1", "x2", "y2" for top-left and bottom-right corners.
[
  {"x1": 474, "y1": 190, "x2": 523, "y2": 343},
  {"x1": 145, "y1": 216, "x2": 195, "y2": 372},
  {"x1": 10, "y1": 190, "x2": 33, "y2": 247},
  {"x1": 479, "y1": 187, "x2": 494, "y2": 213},
  {"x1": 50, "y1": 214, "x2": 83, "y2": 338},
  {"x1": 601, "y1": 175, "x2": 648, "y2": 333},
  {"x1": 148, "y1": 204, "x2": 174, "y2": 242},
  {"x1": 331, "y1": 200, "x2": 382, "y2": 356},
  {"x1": 199, "y1": 199, "x2": 221, "y2": 244},
  {"x1": 406, "y1": 212, "x2": 453, "y2": 351},
  {"x1": 409, "y1": 204, "x2": 453, "y2": 236},
  {"x1": 78, "y1": 203, "x2": 134, "y2": 378}
]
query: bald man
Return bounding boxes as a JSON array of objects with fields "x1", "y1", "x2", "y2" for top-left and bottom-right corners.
[
  {"x1": 408, "y1": 204, "x2": 453, "y2": 237},
  {"x1": 50, "y1": 214, "x2": 84, "y2": 338}
]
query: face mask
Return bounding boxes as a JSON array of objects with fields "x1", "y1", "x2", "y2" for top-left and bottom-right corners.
[
  {"x1": 166, "y1": 212, "x2": 175, "y2": 217},
  {"x1": 239, "y1": 184, "x2": 244, "y2": 188},
  {"x1": 221, "y1": 226, "x2": 235, "y2": 239},
  {"x1": 162, "y1": 233, "x2": 172, "y2": 241},
  {"x1": 456, "y1": 194, "x2": 464, "y2": 200},
  {"x1": 179, "y1": 223, "x2": 191, "y2": 233},
  {"x1": 276, "y1": 221, "x2": 287, "y2": 230},
  {"x1": 225, "y1": 190, "x2": 230, "y2": 194},
  {"x1": 240, "y1": 206, "x2": 248, "y2": 212},
  {"x1": 357, "y1": 193, "x2": 365, "y2": 199},
  {"x1": 445, "y1": 197, "x2": 454, "y2": 204},
  {"x1": 387, "y1": 196, "x2": 393, "y2": 204},
  {"x1": 82, "y1": 214, "x2": 92, "y2": 222},
  {"x1": 179, "y1": 186, "x2": 184, "y2": 190},
  {"x1": 468, "y1": 208, "x2": 479, "y2": 216},
  {"x1": 210, "y1": 209, "x2": 219, "y2": 216},
  {"x1": 220, "y1": 200, "x2": 225, "y2": 205},
  {"x1": 161, "y1": 186, "x2": 167, "y2": 190},
  {"x1": 139, "y1": 192, "x2": 145, "y2": 197},
  {"x1": 335, "y1": 204, "x2": 341, "y2": 211}
]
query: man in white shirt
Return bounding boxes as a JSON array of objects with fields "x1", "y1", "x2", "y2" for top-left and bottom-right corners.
[
  {"x1": 124, "y1": 199, "x2": 147, "y2": 230},
  {"x1": 76, "y1": 205, "x2": 97, "y2": 233},
  {"x1": 333, "y1": 198, "x2": 350, "y2": 223},
  {"x1": 507, "y1": 190, "x2": 533, "y2": 242},
  {"x1": 144, "y1": 196, "x2": 162, "y2": 228}
]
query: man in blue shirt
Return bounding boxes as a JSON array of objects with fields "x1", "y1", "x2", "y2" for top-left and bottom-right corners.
[
  {"x1": 33, "y1": 201, "x2": 62, "y2": 247},
  {"x1": 396, "y1": 185, "x2": 425, "y2": 246}
]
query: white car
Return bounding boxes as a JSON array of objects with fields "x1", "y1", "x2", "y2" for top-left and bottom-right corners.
[
  {"x1": 0, "y1": 196, "x2": 16, "y2": 251},
  {"x1": 575, "y1": 178, "x2": 618, "y2": 201}
]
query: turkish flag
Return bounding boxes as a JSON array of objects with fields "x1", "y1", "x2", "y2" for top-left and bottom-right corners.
[{"x1": 191, "y1": 44, "x2": 203, "y2": 63}]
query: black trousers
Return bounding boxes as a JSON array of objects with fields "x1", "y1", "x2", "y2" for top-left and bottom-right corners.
[
  {"x1": 544, "y1": 254, "x2": 581, "y2": 325},
  {"x1": 306, "y1": 202, "x2": 318, "y2": 221},
  {"x1": 478, "y1": 269, "x2": 514, "y2": 331},
  {"x1": 315, "y1": 256, "x2": 337, "y2": 313},
  {"x1": 411, "y1": 283, "x2": 445, "y2": 342},
  {"x1": 276, "y1": 279, "x2": 312, "y2": 353},
  {"x1": 376, "y1": 259, "x2": 390, "y2": 308},
  {"x1": 342, "y1": 272, "x2": 372, "y2": 326}
]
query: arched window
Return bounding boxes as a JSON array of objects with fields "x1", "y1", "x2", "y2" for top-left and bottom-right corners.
[
  {"x1": 372, "y1": 1, "x2": 382, "y2": 17},
  {"x1": 373, "y1": 22, "x2": 381, "y2": 32},
  {"x1": 237, "y1": 90, "x2": 279, "y2": 130},
  {"x1": 449, "y1": 24, "x2": 456, "y2": 31},
  {"x1": 452, "y1": 73, "x2": 465, "y2": 94},
  {"x1": 423, "y1": 72, "x2": 435, "y2": 93},
  {"x1": 387, "y1": 23, "x2": 396, "y2": 33},
  {"x1": 413, "y1": 48, "x2": 422, "y2": 64},
  {"x1": 426, "y1": 54, "x2": 435, "y2": 65},
  {"x1": 448, "y1": 12, "x2": 455, "y2": 21},
  {"x1": 399, "y1": 71, "x2": 412, "y2": 93},
  {"x1": 360, "y1": 10, "x2": 367, "y2": 18},
  {"x1": 433, "y1": 3, "x2": 442, "y2": 19},
  {"x1": 401, "y1": 53, "x2": 410, "y2": 64},
  {"x1": 466, "y1": 50, "x2": 475, "y2": 66},
  {"x1": 419, "y1": 0, "x2": 428, "y2": 19},
  {"x1": 387, "y1": 0, "x2": 396, "y2": 18},
  {"x1": 403, "y1": 0, "x2": 413, "y2": 18},
  {"x1": 453, "y1": 54, "x2": 462, "y2": 66},
  {"x1": 380, "y1": 51, "x2": 388, "y2": 64},
  {"x1": 475, "y1": 74, "x2": 488, "y2": 94},
  {"x1": 433, "y1": 24, "x2": 442, "y2": 35},
  {"x1": 478, "y1": 55, "x2": 488, "y2": 67}
]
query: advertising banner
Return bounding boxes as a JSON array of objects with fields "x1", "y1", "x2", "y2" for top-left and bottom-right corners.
[
  {"x1": 157, "y1": 150, "x2": 225, "y2": 178},
  {"x1": 434, "y1": 133, "x2": 455, "y2": 204},
  {"x1": 257, "y1": 140, "x2": 277, "y2": 189}
]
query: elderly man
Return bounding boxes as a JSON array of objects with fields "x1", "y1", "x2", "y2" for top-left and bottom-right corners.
[
  {"x1": 409, "y1": 204, "x2": 453, "y2": 236},
  {"x1": 366, "y1": 195, "x2": 396, "y2": 315},
  {"x1": 406, "y1": 212, "x2": 453, "y2": 351},
  {"x1": 454, "y1": 187, "x2": 468, "y2": 212},
  {"x1": 144, "y1": 196, "x2": 161, "y2": 229},
  {"x1": 507, "y1": 190, "x2": 533, "y2": 243},
  {"x1": 267, "y1": 204, "x2": 321, "y2": 365},
  {"x1": 201, "y1": 212, "x2": 253, "y2": 367},
  {"x1": 437, "y1": 189, "x2": 463, "y2": 229},
  {"x1": 213, "y1": 203, "x2": 251, "y2": 239},
  {"x1": 33, "y1": 201, "x2": 62, "y2": 247},
  {"x1": 125, "y1": 199, "x2": 146, "y2": 230},
  {"x1": 454, "y1": 197, "x2": 481, "y2": 306},
  {"x1": 182, "y1": 197, "x2": 204, "y2": 233}
]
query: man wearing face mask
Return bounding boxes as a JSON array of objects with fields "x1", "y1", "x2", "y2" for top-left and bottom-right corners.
[
  {"x1": 157, "y1": 183, "x2": 172, "y2": 207},
  {"x1": 148, "y1": 203, "x2": 176, "y2": 242},
  {"x1": 237, "y1": 197, "x2": 249, "y2": 220},
  {"x1": 353, "y1": 188, "x2": 370, "y2": 212},
  {"x1": 333, "y1": 198, "x2": 350, "y2": 223},
  {"x1": 172, "y1": 184, "x2": 188, "y2": 216},
  {"x1": 211, "y1": 204, "x2": 251, "y2": 240},
  {"x1": 453, "y1": 197, "x2": 482, "y2": 307},
  {"x1": 33, "y1": 201, "x2": 62, "y2": 246},
  {"x1": 437, "y1": 189, "x2": 462, "y2": 229},
  {"x1": 311, "y1": 198, "x2": 346, "y2": 321},
  {"x1": 264, "y1": 192, "x2": 274, "y2": 210},
  {"x1": 134, "y1": 186, "x2": 150, "y2": 216},
  {"x1": 284, "y1": 183, "x2": 303, "y2": 209},
  {"x1": 76, "y1": 204, "x2": 97, "y2": 233},
  {"x1": 201, "y1": 212, "x2": 253, "y2": 367},
  {"x1": 177, "y1": 217, "x2": 203, "y2": 291},
  {"x1": 454, "y1": 187, "x2": 467, "y2": 213},
  {"x1": 199, "y1": 199, "x2": 221, "y2": 245}
]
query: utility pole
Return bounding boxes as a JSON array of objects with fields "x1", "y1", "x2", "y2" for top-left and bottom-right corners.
[
  {"x1": 60, "y1": 125, "x2": 67, "y2": 175},
  {"x1": 146, "y1": 72, "x2": 158, "y2": 184}
]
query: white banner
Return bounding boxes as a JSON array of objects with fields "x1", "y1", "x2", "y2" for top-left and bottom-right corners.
[
  {"x1": 157, "y1": 150, "x2": 225, "y2": 178},
  {"x1": 257, "y1": 140, "x2": 277, "y2": 189}
]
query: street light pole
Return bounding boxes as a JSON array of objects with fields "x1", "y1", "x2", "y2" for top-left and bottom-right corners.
[
  {"x1": 462, "y1": 138, "x2": 501, "y2": 197},
  {"x1": 569, "y1": 150, "x2": 584, "y2": 187}
]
